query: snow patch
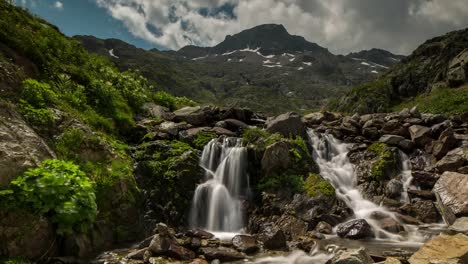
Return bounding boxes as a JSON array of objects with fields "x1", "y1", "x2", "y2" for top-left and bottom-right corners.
[
  {"x1": 371, "y1": 70, "x2": 379, "y2": 74},
  {"x1": 361, "y1": 61, "x2": 371, "y2": 66},
  {"x1": 239, "y1": 59, "x2": 244, "y2": 62},
  {"x1": 192, "y1": 55, "x2": 208, "y2": 61},
  {"x1": 389, "y1": 57, "x2": 400, "y2": 62},
  {"x1": 289, "y1": 58, "x2": 296, "y2": 62},
  {"x1": 263, "y1": 65, "x2": 282, "y2": 68},
  {"x1": 351, "y1": 58, "x2": 362, "y2": 61},
  {"x1": 302, "y1": 62, "x2": 312, "y2": 66},
  {"x1": 109, "y1": 49, "x2": 119, "y2": 59},
  {"x1": 373, "y1": 62, "x2": 389, "y2": 69},
  {"x1": 227, "y1": 58, "x2": 232, "y2": 62},
  {"x1": 263, "y1": 59, "x2": 274, "y2": 64},
  {"x1": 222, "y1": 50, "x2": 238, "y2": 56},
  {"x1": 298, "y1": 67, "x2": 304, "y2": 70}
]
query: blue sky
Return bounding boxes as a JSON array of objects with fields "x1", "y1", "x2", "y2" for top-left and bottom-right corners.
[{"x1": 15, "y1": 0, "x2": 163, "y2": 50}]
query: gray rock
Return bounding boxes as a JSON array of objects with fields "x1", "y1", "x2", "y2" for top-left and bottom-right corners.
[
  {"x1": 223, "y1": 118, "x2": 248, "y2": 131},
  {"x1": 448, "y1": 217, "x2": 468, "y2": 235},
  {"x1": 447, "y1": 48, "x2": 468, "y2": 87},
  {"x1": 232, "y1": 235, "x2": 259, "y2": 254},
  {"x1": 400, "y1": 200, "x2": 440, "y2": 223},
  {"x1": 379, "y1": 134, "x2": 414, "y2": 152},
  {"x1": 385, "y1": 179, "x2": 403, "y2": 199},
  {"x1": 336, "y1": 219, "x2": 374, "y2": 240},
  {"x1": 143, "y1": 103, "x2": 175, "y2": 120},
  {"x1": 173, "y1": 106, "x2": 218, "y2": 126},
  {"x1": 209, "y1": 127, "x2": 236, "y2": 136},
  {"x1": 266, "y1": 112, "x2": 306, "y2": 138},
  {"x1": 434, "y1": 150, "x2": 466, "y2": 173},
  {"x1": 433, "y1": 171, "x2": 468, "y2": 216},
  {"x1": 199, "y1": 247, "x2": 245, "y2": 262},
  {"x1": 303, "y1": 112, "x2": 325, "y2": 125},
  {"x1": 0, "y1": 105, "x2": 56, "y2": 187},
  {"x1": 410, "y1": 106, "x2": 421, "y2": 118},
  {"x1": 432, "y1": 128, "x2": 459, "y2": 160},
  {"x1": 315, "y1": 221, "x2": 333, "y2": 234},
  {"x1": 261, "y1": 141, "x2": 292, "y2": 176},
  {"x1": 260, "y1": 229, "x2": 287, "y2": 250},
  {"x1": 408, "y1": 125, "x2": 432, "y2": 147},
  {"x1": 328, "y1": 247, "x2": 374, "y2": 264}
]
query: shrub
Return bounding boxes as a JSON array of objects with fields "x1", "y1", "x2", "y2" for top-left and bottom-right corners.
[
  {"x1": 257, "y1": 173, "x2": 304, "y2": 193},
  {"x1": 193, "y1": 131, "x2": 217, "y2": 149},
  {"x1": 304, "y1": 173, "x2": 335, "y2": 197},
  {"x1": 7, "y1": 160, "x2": 97, "y2": 235},
  {"x1": 19, "y1": 100, "x2": 55, "y2": 127},
  {"x1": 153, "y1": 91, "x2": 177, "y2": 110},
  {"x1": 55, "y1": 128, "x2": 85, "y2": 159},
  {"x1": 20, "y1": 79, "x2": 56, "y2": 108},
  {"x1": 368, "y1": 143, "x2": 399, "y2": 181}
]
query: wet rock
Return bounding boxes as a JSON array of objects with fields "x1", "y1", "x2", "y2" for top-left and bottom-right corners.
[
  {"x1": 266, "y1": 112, "x2": 306, "y2": 138},
  {"x1": 448, "y1": 217, "x2": 468, "y2": 235},
  {"x1": 408, "y1": 125, "x2": 432, "y2": 147},
  {"x1": 408, "y1": 233, "x2": 468, "y2": 264},
  {"x1": 232, "y1": 235, "x2": 259, "y2": 254},
  {"x1": 363, "y1": 127, "x2": 381, "y2": 140},
  {"x1": 385, "y1": 179, "x2": 403, "y2": 199},
  {"x1": 328, "y1": 247, "x2": 374, "y2": 264},
  {"x1": 432, "y1": 128, "x2": 458, "y2": 160},
  {"x1": 166, "y1": 243, "x2": 196, "y2": 260},
  {"x1": 259, "y1": 229, "x2": 287, "y2": 250},
  {"x1": 433, "y1": 171, "x2": 468, "y2": 216},
  {"x1": 295, "y1": 236, "x2": 316, "y2": 253},
  {"x1": 126, "y1": 247, "x2": 148, "y2": 260},
  {"x1": 396, "y1": 214, "x2": 421, "y2": 225},
  {"x1": 336, "y1": 219, "x2": 374, "y2": 240},
  {"x1": 199, "y1": 247, "x2": 245, "y2": 262},
  {"x1": 411, "y1": 170, "x2": 439, "y2": 189},
  {"x1": 315, "y1": 221, "x2": 333, "y2": 234},
  {"x1": 407, "y1": 189, "x2": 435, "y2": 200},
  {"x1": 431, "y1": 120, "x2": 452, "y2": 138},
  {"x1": 185, "y1": 229, "x2": 215, "y2": 239},
  {"x1": 400, "y1": 200, "x2": 440, "y2": 223},
  {"x1": 380, "y1": 218, "x2": 404, "y2": 233}
]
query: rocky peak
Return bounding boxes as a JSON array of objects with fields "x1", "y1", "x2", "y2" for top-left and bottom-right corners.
[{"x1": 346, "y1": 48, "x2": 405, "y2": 67}]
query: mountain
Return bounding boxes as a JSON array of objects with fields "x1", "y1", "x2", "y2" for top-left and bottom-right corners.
[
  {"x1": 76, "y1": 24, "x2": 403, "y2": 114},
  {"x1": 330, "y1": 28, "x2": 468, "y2": 114},
  {"x1": 346, "y1": 48, "x2": 405, "y2": 68}
]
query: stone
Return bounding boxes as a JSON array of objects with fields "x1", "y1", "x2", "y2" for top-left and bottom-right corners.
[
  {"x1": 261, "y1": 141, "x2": 292, "y2": 176},
  {"x1": 185, "y1": 229, "x2": 215, "y2": 239},
  {"x1": 126, "y1": 247, "x2": 148, "y2": 260},
  {"x1": 432, "y1": 128, "x2": 459, "y2": 160},
  {"x1": 380, "y1": 218, "x2": 404, "y2": 233},
  {"x1": 189, "y1": 259, "x2": 209, "y2": 264},
  {"x1": 379, "y1": 135, "x2": 414, "y2": 152},
  {"x1": 166, "y1": 243, "x2": 196, "y2": 260},
  {"x1": 0, "y1": 104, "x2": 56, "y2": 187},
  {"x1": 410, "y1": 106, "x2": 421, "y2": 118},
  {"x1": 232, "y1": 235, "x2": 259, "y2": 254},
  {"x1": 400, "y1": 200, "x2": 440, "y2": 223},
  {"x1": 328, "y1": 247, "x2": 374, "y2": 264},
  {"x1": 408, "y1": 234, "x2": 468, "y2": 264},
  {"x1": 173, "y1": 106, "x2": 218, "y2": 126},
  {"x1": 209, "y1": 127, "x2": 236, "y2": 136},
  {"x1": 260, "y1": 229, "x2": 287, "y2": 250},
  {"x1": 303, "y1": 112, "x2": 325, "y2": 125},
  {"x1": 378, "y1": 257, "x2": 401, "y2": 264},
  {"x1": 411, "y1": 170, "x2": 439, "y2": 189},
  {"x1": 399, "y1": 108, "x2": 411, "y2": 118},
  {"x1": 266, "y1": 112, "x2": 306, "y2": 138},
  {"x1": 433, "y1": 147, "x2": 467, "y2": 173},
  {"x1": 223, "y1": 119, "x2": 248, "y2": 131},
  {"x1": 408, "y1": 125, "x2": 432, "y2": 147},
  {"x1": 336, "y1": 219, "x2": 374, "y2": 240},
  {"x1": 385, "y1": 179, "x2": 403, "y2": 199},
  {"x1": 199, "y1": 247, "x2": 245, "y2": 262},
  {"x1": 315, "y1": 221, "x2": 333, "y2": 234},
  {"x1": 433, "y1": 171, "x2": 468, "y2": 216},
  {"x1": 448, "y1": 217, "x2": 468, "y2": 235},
  {"x1": 431, "y1": 120, "x2": 452, "y2": 138},
  {"x1": 447, "y1": 48, "x2": 468, "y2": 87},
  {"x1": 143, "y1": 103, "x2": 175, "y2": 120},
  {"x1": 219, "y1": 108, "x2": 254, "y2": 124}
]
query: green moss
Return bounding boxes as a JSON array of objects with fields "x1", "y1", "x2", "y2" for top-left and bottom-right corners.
[
  {"x1": 257, "y1": 173, "x2": 304, "y2": 193},
  {"x1": 393, "y1": 85, "x2": 468, "y2": 115},
  {"x1": 368, "y1": 143, "x2": 399, "y2": 181},
  {"x1": 304, "y1": 173, "x2": 335, "y2": 197},
  {"x1": 0, "y1": 257, "x2": 31, "y2": 264},
  {"x1": 193, "y1": 131, "x2": 217, "y2": 149},
  {"x1": 289, "y1": 148, "x2": 302, "y2": 161}
]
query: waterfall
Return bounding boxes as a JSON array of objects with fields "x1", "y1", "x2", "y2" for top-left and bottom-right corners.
[
  {"x1": 399, "y1": 151, "x2": 413, "y2": 203},
  {"x1": 307, "y1": 130, "x2": 422, "y2": 241},
  {"x1": 189, "y1": 137, "x2": 249, "y2": 233}
]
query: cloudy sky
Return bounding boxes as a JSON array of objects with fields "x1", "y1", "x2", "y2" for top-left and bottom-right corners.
[{"x1": 16, "y1": 0, "x2": 468, "y2": 55}]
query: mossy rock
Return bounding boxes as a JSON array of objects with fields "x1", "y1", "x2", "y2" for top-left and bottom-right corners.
[
  {"x1": 304, "y1": 173, "x2": 335, "y2": 197},
  {"x1": 368, "y1": 143, "x2": 401, "y2": 181}
]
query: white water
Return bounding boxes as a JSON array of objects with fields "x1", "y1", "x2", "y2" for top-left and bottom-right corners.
[
  {"x1": 307, "y1": 130, "x2": 423, "y2": 242},
  {"x1": 399, "y1": 151, "x2": 413, "y2": 203},
  {"x1": 189, "y1": 137, "x2": 249, "y2": 233}
]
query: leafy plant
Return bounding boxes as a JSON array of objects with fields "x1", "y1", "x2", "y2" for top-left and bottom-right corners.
[{"x1": 6, "y1": 160, "x2": 97, "y2": 235}]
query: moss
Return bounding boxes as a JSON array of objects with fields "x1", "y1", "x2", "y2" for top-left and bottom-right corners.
[
  {"x1": 368, "y1": 143, "x2": 399, "y2": 181},
  {"x1": 304, "y1": 173, "x2": 335, "y2": 197},
  {"x1": 192, "y1": 131, "x2": 217, "y2": 149},
  {"x1": 257, "y1": 173, "x2": 304, "y2": 193},
  {"x1": 0, "y1": 257, "x2": 31, "y2": 264},
  {"x1": 289, "y1": 148, "x2": 302, "y2": 161}
]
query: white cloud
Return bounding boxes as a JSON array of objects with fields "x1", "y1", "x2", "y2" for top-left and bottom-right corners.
[
  {"x1": 54, "y1": 1, "x2": 63, "y2": 10},
  {"x1": 94, "y1": 0, "x2": 468, "y2": 54}
]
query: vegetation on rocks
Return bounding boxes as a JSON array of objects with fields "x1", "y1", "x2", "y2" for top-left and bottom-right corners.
[
  {"x1": 0, "y1": 160, "x2": 97, "y2": 235},
  {"x1": 368, "y1": 143, "x2": 400, "y2": 181},
  {"x1": 192, "y1": 131, "x2": 218, "y2": 149},
  {"x1": 304, "y1": 173, "x2": 335, "y2": 197}
]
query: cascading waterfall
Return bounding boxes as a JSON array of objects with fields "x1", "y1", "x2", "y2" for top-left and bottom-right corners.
[
  {"x1": 189, "y1": 137, "x2": 249, "y2": 234},
  {"x1": 307, "y1": 130, "x2": 423, "y2": 241},
  {"x1": 399, "y1": 151, "x2": 413, "y2": 203}
]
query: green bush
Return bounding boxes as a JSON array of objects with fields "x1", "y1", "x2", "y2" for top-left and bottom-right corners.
[
  {"x1": 19, "y1": 100, "x2": 55, "y2": 127},
  {"x1": 153, "y1": 91, "x2": 197, "y2": 111},
  {"x1": 193, "y1": 131, "x2": 217, "y2": 149},
  {"x1": 20, "y1": 79, "x2": 56, "y2": 108},
  {"x1": 55, "y1": 128, "x2": 86, "y2": 159},
  {"x1": 257, "y1": 173, "x2": 304, "y2": 193},
  {"x1": 6, "y1": 160, "x2": 97, "y2": 235},
  {"x1": 304, "y1": 173, "x2": 335, "y2": 197},
  {"x1": 0, "y1": 257, "x2": 31, "y2": 264}
]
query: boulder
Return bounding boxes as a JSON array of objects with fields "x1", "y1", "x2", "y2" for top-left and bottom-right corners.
[
  {"x1": 259, "y1": 229, "x2": 287, "y2": 250},
  {"x1": 433, "y1": 171, "x2": 468, "y2": 216},
  {"x1": 315, "y1": 221, "x2": 333, "y2": 234},
  {"x1": 410, "y1": 106, "x2": 421, "y2": 118},
  {"x1": 380, "y1": 217, "x2": 404, "y2": 233},
  {"x1": 209, "y1": 127, "x2": 236, "y2": 136},
  {"x1": 385, "y1": 179, "x2": 403, "y2": 199},
  {"x1": 400, "y1": 200, "x2": 440, "y2": 223},
  {"x1": 411, "y1": 170, "x2": 439, "y2": 189},
  {"x1": 199, "y1": 247, "x2": 245, "y2": 262},
  {"x1": 219, "y1": 108, "x2": 253, "y2": 124},
  {"x1": 232, "y1": 235, "x2": 259, "y2": 254},
  {"x1": 303, "y1": 112, "x2": 325, "y2": 125},
  {"x1": 447, "y1": 48, "x2": 468, "y2": 87},
  {"x1": 223, "y1": 119, "x2": 248, "y2": 131},
  {"x1": 433, "y1": 147, "x2": 467, "y2": 173},
  {"x1": 261, "y1": 141, "x2": 292, "y2": 175},
  {"x1": 173, "y1": 106, "x2": 218, "y2": 126},
  {"x1": 432, "y1": 128, "x2": 458, "y2": 160},
  {"x1": 448, "y1": 217, "x2": 468, "y2": 235},
  {"x1": 185, "y1": 229, "x2": 215, "y2": 239},
  {"x1": 266, "y1": 112, "x2": 306, "y2": 138},
  {"x1": 126, "y1": 247, "x2": 148, "y2": 260},
  {"x1": 408, "y1": 234, "x2": 468, "y2": 264},
  {"x1": 143, "y1": 103, "x2": 175, "y2": 120},
  {"x1": 408, "y1": 125, "x2": 432, "y2": 147},
  {"x1": 0, "y1": 105, "x2": 56, "y2": 187},
  {"x1": 328, "y1": 247, "x2": 374, "y2": 264},
  {"x1": 336, "y1": 219, "x2": 374, "y2": 240},
  {"x1": 379, "y1": 135, "x2": 414, "y2": 152}
]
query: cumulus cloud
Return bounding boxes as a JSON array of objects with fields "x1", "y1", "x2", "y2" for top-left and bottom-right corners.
[
  {"x1": 54, "y1": 1, "x2": 63, "y2": 10},
  {"x1": 94, "y1": 0, "x2": 468, "y2": 54}
]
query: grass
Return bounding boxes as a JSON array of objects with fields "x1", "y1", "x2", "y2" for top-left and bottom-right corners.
[{"x1": 393, "y1": 85, "x2": 468, "y2": 115}]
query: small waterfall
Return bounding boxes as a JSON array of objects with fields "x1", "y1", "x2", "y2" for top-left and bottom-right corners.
[
  {"x1": 399, "y1": 151, "x2": 413, "y2": 203},
  {"x1": 307, "y1": 130, "x2": 422, "y2": 241},
  {"x1": 189, "y1": 137, "x2": 249, "y2": 233}
]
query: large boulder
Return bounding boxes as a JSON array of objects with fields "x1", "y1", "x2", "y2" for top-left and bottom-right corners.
[
  {"x1": 261, "y1": 141, "x2": 292, "y2": 176},
  {"x1": 400, "y1": 200, "x2": 440, "y2": 223},
  {"x1": 433, "y1": 171, "x2": 468, "y2": 216},
  {"x1": 432, "y1": 128, "x2": 458, "y2": 160},
  {"x1": 173, "y1": 106, "x2": 218, "y2": 126},
  {"x1": 447, "y1": 48, "x2": 468, "y2": 87},
  {"x1": 0, "y1": 104, "x2": 56, "y2": 187},
  {"x1": 336, "y1": 219, "x2": 374, "y2": 240},
  {"x1": 142, "y1": 103, "x2": 175, "y2": 121},
  {"x1": 433, "y1": 147, "x2": 468, "y2": 173},
  {"x1": 328, "y1": 247, "x2": 374, "y2": 264},
  {"x1": 408, "y1": 234, "x2": 468, "y2": 264},
  {"x1": 379, "y1": 135, "x2": 414, "y2": 152},
  {"x1": 408, "y1": 125, "x2": 432, "y2": 147},
  {"x1": 258, "y1": 229, "x2": 287, "y2": 250},
  {"x1": 449, "y1": 217, "x2": 468, "y2": 235},
  {"x1": 232, "y1": 235, "x2": 259, "y2": 254},
  {"x1": 266, "y1": 112, "x2": 306, "y2": 138}
]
